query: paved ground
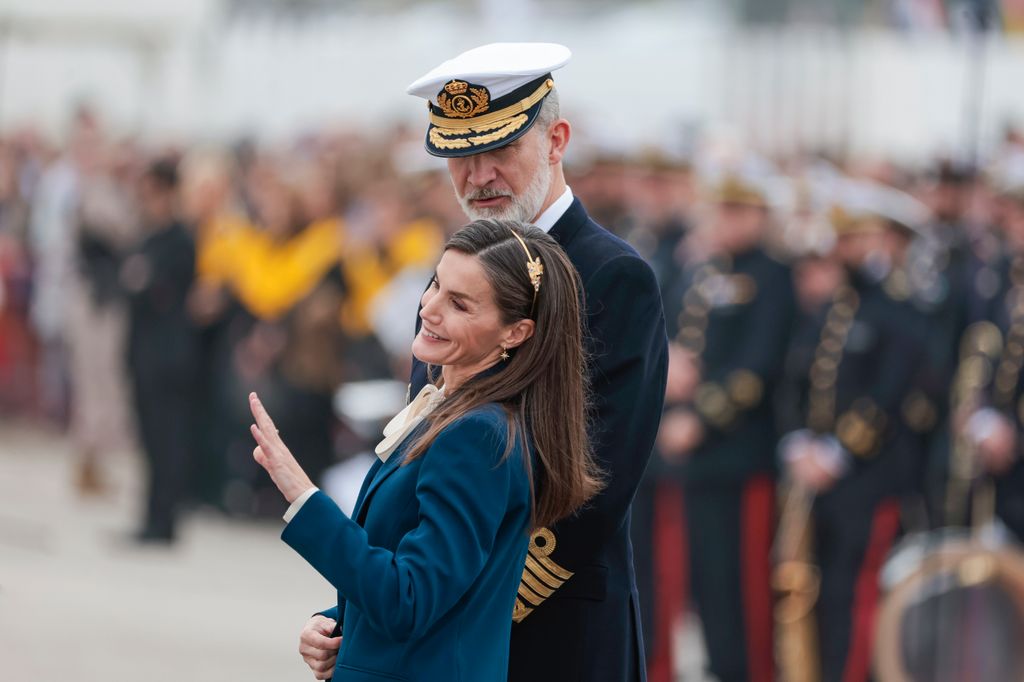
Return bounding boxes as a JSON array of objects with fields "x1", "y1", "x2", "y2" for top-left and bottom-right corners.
[{"x1": 0, "y1": 423, "x2": 331, "y2": 681}]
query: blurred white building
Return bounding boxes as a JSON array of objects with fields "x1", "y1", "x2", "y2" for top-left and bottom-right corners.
[{"x1": 0, "y1": 0, "x2": 1022, "y2": 163}]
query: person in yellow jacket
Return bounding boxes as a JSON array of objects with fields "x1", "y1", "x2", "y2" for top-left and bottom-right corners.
[
  {"x1": 182, "y1": 154, "x2": 348, "y2": 516},
  {"x1": 337, "y1": 176, "x2": 444, "y2": 339}
]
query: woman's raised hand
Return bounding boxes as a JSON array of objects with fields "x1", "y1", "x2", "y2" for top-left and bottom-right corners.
[{"x1": 249, "y1": 392, "x2": 315, "y2": 503}]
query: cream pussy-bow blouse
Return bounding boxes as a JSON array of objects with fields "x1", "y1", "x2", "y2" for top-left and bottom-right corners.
[{"x1": 374, "y1": 384, "x2": 447, "y2": 462}]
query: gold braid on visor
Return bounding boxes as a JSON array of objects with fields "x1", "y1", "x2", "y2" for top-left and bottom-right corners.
[
  {"x1": 429, "y1": 79, "x2": 554, "y2": 129},
  {"x1": 509, "y1": 229, "x2": 543, "y2": 314}
]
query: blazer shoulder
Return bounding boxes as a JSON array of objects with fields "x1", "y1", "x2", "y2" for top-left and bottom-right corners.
[
  {"x1": 433, "y1": 403, "x2": 518, "y2": 464},
  {"x1": 579, "y1": 217, "x2": 640, "y2": 259},
  {"x1": 585, "y1": 251, "x2": 661, "y2": 302},
  {"x1": 447, "y1": 402, "x2": 509, "y2": 431},
  {"x1": 572, "y1": 221, "x2": 656, "y2": 285}
]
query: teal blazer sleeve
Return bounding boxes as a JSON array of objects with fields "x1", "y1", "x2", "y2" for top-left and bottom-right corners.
[{"x1": 281, "y1": 410, "x2": 519, "y2": 642}]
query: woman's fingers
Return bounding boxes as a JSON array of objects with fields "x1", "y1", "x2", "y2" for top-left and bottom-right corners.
[
  {"x1": 250, "y1": 427, "x2": 277, "y2": 470},
  {"x1": 249, "y1": 393, "x2": 287, "y2": 468},
  {"x1": 248, "y1": 392, "x2": 283, "y2": 445},
  {"x1": 248, "y1": 399, "x2": 313, "y2": 503},
  {"x1": 252, "y1": 443, "x2": 268, "y2": 468},
  {"x1": 250, "y1": 423, "x2": 272, "y2": 452}
]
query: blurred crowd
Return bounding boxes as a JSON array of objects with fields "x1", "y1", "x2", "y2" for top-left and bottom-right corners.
[
  {"x1": 625, "y1": 130, "x2": 1024, "y2": 681},
  {"x1": 0, "y1": 106, "x2": 465, "y2": 539},
  {"x1": 4, "y1": 101, "x2": 1024, "y2": 675}
]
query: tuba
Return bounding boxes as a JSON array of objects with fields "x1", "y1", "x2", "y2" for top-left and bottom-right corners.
[
  {"x1": 873, "y1": 321, "x2": 1024, "y2": 681},
  {"x1": 773, "y1": 482, "x2": 821, "y2": 682},
  {"x1": 873, "y1": 525, "x2": 1024, "y2": 682}
]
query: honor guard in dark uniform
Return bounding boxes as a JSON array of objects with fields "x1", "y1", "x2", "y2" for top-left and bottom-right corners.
[
  {"x1": 648, "y1": 169, "x2": 797, "y2": 682},
  {"x1": 909, "y1": 162, "x2": 998, "y2": 523},
  {"x1": 625, "y1": 155, "x2": 693, "y2": 682},
  {"x1": 777, "y1": 182, "x2": 929, "y2": 682},
  {"x1": 857, "y1": 185, "x2": 940, "y2": 526},
  {"x1": 954, "y1": 181, "x2": 1024, "y2": 542},
  {"x1": 622, "y1": 151, "x2": 694, "y2": 288}
]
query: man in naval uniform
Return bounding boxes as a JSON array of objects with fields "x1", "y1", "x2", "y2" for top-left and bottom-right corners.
[
  {"x1": 955, "y1": 181, "x2": 1024, "y2": 543},
  {"x1": 777, "y1": 182, "x2": 929, "y2": 682},
  {"x1": 651, "y1": 170, "x2": 797, "y2": 682},
  {"x1": 296, "y1": 43, "x2": 669, "y2": 681},
  {"x1": 911, "y1": 162, "x2": 994, "y2": 524}
]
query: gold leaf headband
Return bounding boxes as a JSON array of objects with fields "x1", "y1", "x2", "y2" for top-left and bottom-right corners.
[{"x1": 509, "y1": 229, "x2": 543, "y2": 311}]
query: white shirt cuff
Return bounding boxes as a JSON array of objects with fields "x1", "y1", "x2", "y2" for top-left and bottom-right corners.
[
  {"x1": 283, "y1": 487, "x2": 319, "y2": 523},
  {"x1": 778, "y1": 429, "x2": 850, "y2": 476},
  {"x1": 966, "y1": 407, "x2": 1006, "y2": 445}
]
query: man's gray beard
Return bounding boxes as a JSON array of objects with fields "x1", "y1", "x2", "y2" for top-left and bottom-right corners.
[{"x1": 456, "y1": 160, "x2": 552, "y2": 224}]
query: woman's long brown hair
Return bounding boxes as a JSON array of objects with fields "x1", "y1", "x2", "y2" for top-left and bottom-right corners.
[{"x1": 403, "y1": 220, "x2": 603, "y2": 528}]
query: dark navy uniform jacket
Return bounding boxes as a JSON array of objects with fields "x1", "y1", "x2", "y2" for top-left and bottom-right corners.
[
  {"x1": 958, "y1": 253, "x2": 1024, "y2": 540},
  {"x1": 779, "y1": 271, "x2": 927, "y2": 500},
  {"x1": 660, "y1": 246, "x2": 797, "y2": 485},
  {"x1": 409, "y1": 198, "x2": 669, "y2": 681}
]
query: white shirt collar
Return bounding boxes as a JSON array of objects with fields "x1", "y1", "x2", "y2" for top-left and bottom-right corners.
[{"x1": 531, "y1": 186, "x2": 574, "y2": 233}]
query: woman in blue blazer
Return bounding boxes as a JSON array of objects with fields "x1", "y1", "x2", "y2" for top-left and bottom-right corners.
[{"x1": 249, "y1": 220, "x2": 602, "y2": 682}]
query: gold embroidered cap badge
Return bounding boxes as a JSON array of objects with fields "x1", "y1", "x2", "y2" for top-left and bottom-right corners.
[{"x1": 437, "y1": 80, "x2": 490, "y2": 119}]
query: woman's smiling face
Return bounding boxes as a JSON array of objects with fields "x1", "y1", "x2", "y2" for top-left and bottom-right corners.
[{"x1": 412, "y1": 249, "x2": 516, "y2": 388}]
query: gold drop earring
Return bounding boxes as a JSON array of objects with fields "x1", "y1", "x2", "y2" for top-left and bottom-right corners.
[{"x1": 500, "y1": 345, "x2": 510, "y2": 361}]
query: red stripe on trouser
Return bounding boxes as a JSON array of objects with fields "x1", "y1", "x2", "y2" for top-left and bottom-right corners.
[
  {"x1": 0, "y1": 316, "x2": 10, "y2": 365},
  {"x1": 842, "y1": 498, "x2": 901, "y2": 682},
  {"x1": 649, "y1": 481, "x2": 688, "y2": 682},
  {"x1": 741, "y1": 475, "x2": 776, "y2": 682}
]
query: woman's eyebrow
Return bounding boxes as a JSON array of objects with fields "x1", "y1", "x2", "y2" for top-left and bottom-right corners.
[
  {"x1": 434, "y1": 274, "x2": 478, "y2": 304},
  {"x1": 448, "y1": 288, "x2": 478, "y2": 304}
]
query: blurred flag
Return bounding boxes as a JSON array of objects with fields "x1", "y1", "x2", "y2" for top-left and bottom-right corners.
[
  {"x1": 891, "y1": 0, "x2": 948, "y2": 30},
  {"x1": 1006, "y1": 0, "x2": 1024, "y2": 33}
]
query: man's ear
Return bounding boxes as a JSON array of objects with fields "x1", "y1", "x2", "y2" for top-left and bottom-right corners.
[
  {"x1": 503, "y1": 319, "x2": 536, "y2": 349},
  {"x1": 547, "y1": 119, "x2": 571, "y2": 165}
]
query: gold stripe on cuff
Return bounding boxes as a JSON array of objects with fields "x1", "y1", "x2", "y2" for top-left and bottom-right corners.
[
  {"x1": 521, "y1": 569, "x2": 556, "y2": 598},
  {"x1": 532, "y1": 551, "x2": 573, "y2": 581},
  {"x1": 525, "y1": 555, "x2": 565, "y2": 589},
  {"x1": 518, "y1": 583, "x2": 546, "y2": 606}
]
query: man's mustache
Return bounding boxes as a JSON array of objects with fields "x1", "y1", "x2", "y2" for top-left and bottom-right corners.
[{"x1": 464, "y1": 187, "x2": 514, "y2": 201}]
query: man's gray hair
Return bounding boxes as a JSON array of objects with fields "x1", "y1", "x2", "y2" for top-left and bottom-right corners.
[{"x1": 533, "y1": 88, "x2": 561, "y2": 134}]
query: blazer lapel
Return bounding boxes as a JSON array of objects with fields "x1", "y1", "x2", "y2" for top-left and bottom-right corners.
[
  {"x1": 548, "y1": 197, "x2": 589, "y2": 249},
  {"x1": 349, "y1": 458, "x2": 383, "y2": 524},
  {"x1": 354, "y1": 454, "x2": 405, "y2": 525}
]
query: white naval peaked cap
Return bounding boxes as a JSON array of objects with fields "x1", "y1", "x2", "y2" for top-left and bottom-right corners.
[
  {"x1": 831, "y1": 178, "x2": 930, "y2": 236},
  {"x1": 406, "y1": 43, "x2": 571, "y2": 158},
  {"x1": 701, "y1": 155, "x2": 783, "y2": 209},
  {"x1": 406, "y1": 42, "x2": 571, "y2": 101}
]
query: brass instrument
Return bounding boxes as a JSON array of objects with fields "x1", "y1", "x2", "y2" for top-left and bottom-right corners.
[
  {"x1": 773, "y1": 482, "x2": 820, "y2": 682},
  {"x1": 773, "y1": 285, "x2": 860, "y2": 682},
  {"x1": 874, "y1": 529, "x2": 1024, "y2": 682}
]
